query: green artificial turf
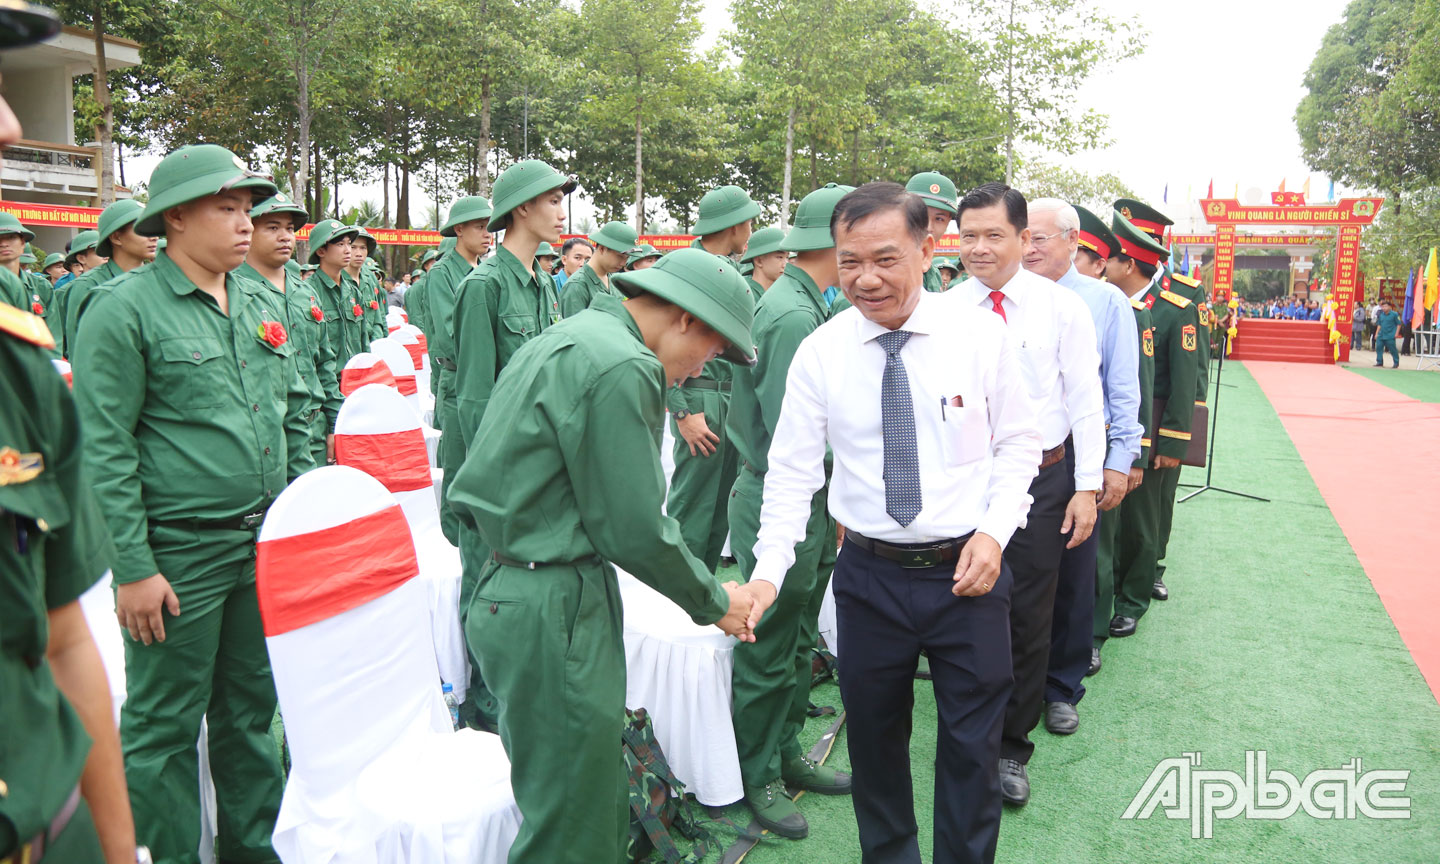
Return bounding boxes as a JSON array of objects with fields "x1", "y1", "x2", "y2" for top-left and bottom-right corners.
[
  {"x1": 689, "y1": 362, "x2": 1440, "y2": 863},
  {"x1": 1345, "y1": 364, "x2": 1440, "y2": 403}
]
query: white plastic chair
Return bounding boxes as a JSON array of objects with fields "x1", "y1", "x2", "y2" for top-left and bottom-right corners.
[
  {"x1": 339, "y1": 352, "x2": 396, "y2": 398},
  {"x1": 257, "y1": 466, "x2": 518, "y2": 864},
  {"x1": 390, "y1": 326, "x2": 430, "y2": 396},
  {"x1": 334, "y1": 384, "x2": 465, "y2": 699},
  {"x1": 369, "y1": 338, "x2": 422, "y2": 417}
]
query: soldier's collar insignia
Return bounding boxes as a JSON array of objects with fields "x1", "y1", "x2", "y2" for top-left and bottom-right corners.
[{"x1": 0, "y1": 447, "x2": 44, "y2": 486}]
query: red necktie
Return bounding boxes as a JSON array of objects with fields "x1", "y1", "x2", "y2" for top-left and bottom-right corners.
[{"x1": 988, "y1": 290, "x2": 1007, "y2": 323}]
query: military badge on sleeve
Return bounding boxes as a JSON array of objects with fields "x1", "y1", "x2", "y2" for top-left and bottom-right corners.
[{"x1": 1182, "y1": 324, "x2": 1197, "y2": 352}]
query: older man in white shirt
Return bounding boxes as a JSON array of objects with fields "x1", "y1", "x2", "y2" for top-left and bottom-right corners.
[
  {"x1": 951, "y1": 183, "x2": 1105, "y2": 808},
  {"x1": 753, "y1": 182, "x2": 1041, "y2": 864}
]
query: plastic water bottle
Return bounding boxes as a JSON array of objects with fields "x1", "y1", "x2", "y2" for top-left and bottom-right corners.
[{"x1": 442, "y1": 683, "x2": 460, "y2": 730}]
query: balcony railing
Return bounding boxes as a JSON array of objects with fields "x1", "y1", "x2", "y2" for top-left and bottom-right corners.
[{"x1": 1, "y1": 138, "x2": 97, "y2": 172}]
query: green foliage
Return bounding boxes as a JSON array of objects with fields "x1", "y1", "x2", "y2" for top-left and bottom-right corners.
[{"x1": 1015, "y1": 162, "x2": 1137, "y2": 212}]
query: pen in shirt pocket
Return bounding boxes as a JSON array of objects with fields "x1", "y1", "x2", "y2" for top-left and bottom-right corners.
[{"x1": 939, "y1": 394, "x2": 964, "y2": 418}]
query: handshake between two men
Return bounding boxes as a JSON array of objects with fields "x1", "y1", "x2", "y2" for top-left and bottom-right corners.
[{"x1": 715, "y1": 580, "x2": 779, "y2": 642}]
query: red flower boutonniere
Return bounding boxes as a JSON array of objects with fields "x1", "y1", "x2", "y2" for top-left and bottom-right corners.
[
  {"x1": 310, "y1": 297, "x2": 324, "y2": 322},
  {"x1": 31, "y1": 296, "x2": 44, "y2": 315},
  {"x1": 258, "y1": 320, "x2": 288, "y2": 348},
  {"x1": 369, "y1": 300, "x2": 379, "y2": 310},
  {"x1": 352, "y1": 303, "x2": 364, "y2": 319}
]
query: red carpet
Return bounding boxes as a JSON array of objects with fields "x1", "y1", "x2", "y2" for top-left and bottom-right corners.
[{"x1": 1247, "y1": 360, "x2": 1440, "y2": 701}]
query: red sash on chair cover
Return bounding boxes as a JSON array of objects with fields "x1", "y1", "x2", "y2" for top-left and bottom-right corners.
[
  {"x1": 340, "y1": 364, "x2": 396, "y2": 396},
  {"x1": 334, "y1": 429, "x2": 431, "y2": 493}
]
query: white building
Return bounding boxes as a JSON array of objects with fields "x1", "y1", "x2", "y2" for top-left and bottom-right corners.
[{"x1": 0, "y1": 26, "x2": 141, "y2": 253}]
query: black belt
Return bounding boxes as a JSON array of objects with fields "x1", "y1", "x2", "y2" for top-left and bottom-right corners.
[
  {"x1": 681, "y1": 378, "x2": 731, "y2": 392},
  {"x1": 492, "y1": 552, "x2": 602, "y2": 570},
  {"x1": 434, "y1": 357, "x2": 456, "y2": 371},
  {"x1": 0, "y1": 785, "x2": 80, "y2": 864},
  {"x1": 152, "y1": 508, "x2": 268, "y2": 533},
  {"x1": 845, "y1": 530, "x2": 975, "y2": 569}
]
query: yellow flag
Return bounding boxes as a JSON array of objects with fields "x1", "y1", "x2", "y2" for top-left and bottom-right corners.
[{"x1": 1426, "y1": 247, "x2": 1439, "y2": 311}]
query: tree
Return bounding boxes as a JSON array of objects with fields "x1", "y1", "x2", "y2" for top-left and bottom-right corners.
[
  {"x1": 1015, "y1": 161, "x2": 1137, "y2": 212},
  {"x1": 957, "y1": 0, "x2": 1145, "y2": 184}
]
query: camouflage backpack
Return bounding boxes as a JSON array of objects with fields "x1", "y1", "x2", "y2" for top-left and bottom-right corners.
[{"x1": 623, "y1": 708, "x2": 715, "y2": 864}]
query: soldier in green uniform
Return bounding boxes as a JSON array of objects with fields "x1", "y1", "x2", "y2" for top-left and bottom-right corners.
[
  {"x1": 73, "y1": 144, "x2": 314, "y2": 864},
  {"x1": 739, "y1": 226, "x2": 786, "y2": 300},
  {"x1": 18, "y1": 243, "x2": 55, "y2": 342},
  {"x1": 727, "y1": 183, "x2": 853, "y2": 838},
  {"x1": 41, "y1": 251, "x2": 66, "y2": 284},
  {"x1": 668, "y1": 184, "x2": 761, "y2": 572},
  {"x1": 1101, "y1": 212, "x2": 1198, "y2": 640},
  {"x1": 344, "y1": 227, "x2": 382, "y2": 343},
  {"x1": 624, "y1": 243, "x2": 660, "y2": 271},
  {"x1": 0, "y1": 213, "x2": 35, "y2": 311},
  {"x1": 0, "y1": 6, "x2": 139, "y2": 859},
  {"x1": 64, "y1": 199, "x2": 158, "y2": 358},
  {"x1": 425, "y1": 196, "x2": 493, "y2": 547},
  {"x1": 558, "y1": 221, "x2": 636, "y2": 318},
  {"x1": 450, "y1": 161, "x2": 571, "y2": 730},
  {"x1": 240, "y1": 194, "x2": 343, "y2": 465},
  {"x1": 905, "y1": 171, "x2": 958, "y2": 293},
  {"x1": 937, "y1": 258, "x2": 959, "y2": 291},
  {"x1": 534, "y1": 240, "x2": 558, "y2": 276},
  {"x1": 304, "y1": 219, "x2": 364, "y2": 367},
  {"x1": 450, "y1": 247, "x2": 771, "y2": 864},
  {"x1": 52, "y1": 230, "x2": 100, "y2": 356},
  {"x1": 406, "y1": 244, "x2": 445, "y2": 340}
]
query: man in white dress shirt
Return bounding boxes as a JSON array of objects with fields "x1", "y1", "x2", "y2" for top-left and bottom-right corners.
[
  {"x1": 951, "y1": 183, "x2": 1105, "y2": 807},
  {"x1": 753, "y1": 182, "x2": 1042, "y2": 864}
]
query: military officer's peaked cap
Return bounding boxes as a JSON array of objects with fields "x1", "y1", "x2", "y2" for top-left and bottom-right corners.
[{"x1": 1112, "y1": 198, "x2": 1172, "y2": 241}]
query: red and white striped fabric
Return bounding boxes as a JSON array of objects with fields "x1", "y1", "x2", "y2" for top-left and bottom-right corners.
[
  {"x1": 51, "y1": 358, "x2": 72, "y2": 388},
  {"x1": 256, "y1": 466, "x2": 518, "y2": 864},
  {"x1": 335, "y1": 383, "x2": 464, "y2": 697},
  {"x1": 340, "y1": 352, "x2": 397, "y2": 397},
  {"x1": 369, "y1": 337, "x2": 421, "y2": 414}
]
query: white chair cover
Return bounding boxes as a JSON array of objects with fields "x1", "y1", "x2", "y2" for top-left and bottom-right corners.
[
  {"x1": 257, "y1": 467, "x2": 518, "y2": 864},
  {"x1": 334, "y1": 385, "x2": 467, "y2": 699},
  {"x1": 51, "y1": 357, "x2": 72, "y2": 387},
  {"x1": 390, "y1": 327, "x2": 430, "y2": 396},
  {"x1": 369, "y1": 338, "x2": 422, "y2": 418},
  {"x1": 393, "y1": 324, "x2": 435, "y2": 426},
  {"x1": 339, "y1": 352, "x2": 396, "y2": 398}
]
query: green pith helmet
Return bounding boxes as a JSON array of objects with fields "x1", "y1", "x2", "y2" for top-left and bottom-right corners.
[
  {"x1": 536, "y1": 241, "x2": 558, "y2": 258},
  {"x1": 906, "y1": 171, "x2": 958, "y2": 214},
  {"x1": 65, "y1": 230, "x2": 99, "y2": 265},
  {"x1": 625, "y1": 243, "x2": 661, "y2": 268},
  {"x1": 19, "y1": 243, "x2": 36, "y2": 265},
  {"x1": 0, "y1": 0, "x2": 61, "y2": 49},
  {"x1": 410, "y1": 268, "x2": 422, "y2": 278},
  {"x1": 94, "y1": 199, "x2": 146, "y2": 256},
  {"x1": 420, "y1": 249, "x2": 439, "y2": 265},
  {"x1": 1112, "y1": 198, "x2": 1172, "y2": 241},
  {"x1": 352, "y1": 226, "x2": 377, "y2": 256},
  {"x1": 739, "y1": 226, "x2": 784, "y2": 262},
  {"x1": 1110, "y1": 210, "x2": 1170, "y2": 266},
  {"x1": 612, "y1": 247, "x2": 756, "y2": 366},
  {"x1": 1074, "y1": 204, "x2": 1118, "y2": 261},
  {"x1": 440, "y1": 196, "x2": 494, "y2": 237},
  {"x1": 937, "y1": 257, "x2": 959, "y2": 275},
  {"x1": 691, "y1": 185, "x2": 762, "y2": 236},
  {"x1": 249, "y1": 192, "x2": 309, "y2": 230},
  {"x1": 782, "y1": 183, "x2": 855, "y2": 252},
  {"x1": 589, "y1": 220, "x2": 640, "y2": 254},
  {"x1": 135, "y1": 144, "x2": 277, "y2": 236},
  {"x1": 0, "y1": 212, "x2": 35, "y2": 242},
  {"x1": 42, "y1": 252, "x2": 65, "y2": 270},
  {"x1": 488, "y1": 160, "x2": 578, "y2": 232},
  {"x1": 307, "y1": 218, "x2": 359, "y2": 265}
]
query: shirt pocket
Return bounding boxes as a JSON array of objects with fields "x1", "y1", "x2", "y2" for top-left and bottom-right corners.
[
  {"x1": 498, "y1": 313, "x2": 539, "y2": 362},
  {"x1": 941, "y1": 404, "x2": 990, "y2": 467},
  {"x1": 158, "y1": 335, "x2": 229, "y2": 409}
]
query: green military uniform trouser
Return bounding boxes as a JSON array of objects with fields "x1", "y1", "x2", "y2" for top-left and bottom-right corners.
[
  {"x1": 121, "y1": 525, "x2": 284, "y2": 864},
  {"x1": 435, "y1": 365, "x2": 462, "y2": 546},
  {"x1": 1110, "y1": 466, "x2": 1172, "y2": 625},
  {"x1": 309, "y1": 409, "x2": 328, "y2": 466},
  {"x1": 666, "y1": 387, "x2": 739, "y2": 573},
  {"x1": 466, "y1": 559, "x2": 628, "y2": 864},
  {"x1": 1153, "y1": 461, "x2": 1183, "y2": 583},
  {"x1": 728, "y1": 468, "x2": 837, "y2": 785},
  {"x1": 1093, "y1": 497, "x2": 1123, "y2": 644}
]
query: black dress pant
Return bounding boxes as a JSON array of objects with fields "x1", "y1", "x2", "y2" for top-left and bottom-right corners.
[
  {"x1": 1045, "y1": 447, "x2": 1098, "y2": 706},
  {"x1": 833, "y1": 537, "x2": 1013, "y2": 864},
  {"x1": 999, "y1": 455, "x2": 1073, "y2": 764}
]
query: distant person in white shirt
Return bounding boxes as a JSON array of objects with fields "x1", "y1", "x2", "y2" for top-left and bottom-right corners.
[
  {"x1": 753, "y1": 182, "x2": 1042, "y2": 864},
  {"x1": 951, "y1": 183, "x2": 1104, "y2": 808}
]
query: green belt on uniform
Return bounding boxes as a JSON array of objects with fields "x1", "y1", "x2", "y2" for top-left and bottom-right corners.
[
  {"x1": 434, "y1": 357, "x2": 457, "y2": 371},
  {"x1": 680, "y1": 379, "x2": 731, "y2": 392},
  {"x1": 491, "y1": 551, "x2": 603, "y2": 570},
  {"x1": 0, "y1": 785, "x2": 80, "y2": 864},
  {"x1": 150, "y1": 507, "x2": 269, "y2": 533}
]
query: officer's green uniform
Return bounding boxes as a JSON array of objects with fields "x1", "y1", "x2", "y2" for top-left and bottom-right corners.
[
  {"x1": 1106, "y1": 212, "x2": 1198, "y2": 628},
  {"x1": 726, "y1": 185, "x2": 851, "y2": 828},
  {"x1": 238, "y1": 195, "x2": 343, "y2": 464},
  {"x1": 1154, "y1": 268, "x2": 1210, "y2": 590},
  {"x1": 425, "y1": 197, "x2": 491, "y2": 546},
  {"x1": 906, "y1": 171, "x2": 957, "y2": 293},
  {"x1": 558, "y1": 221, "x2": 637, "y2": 318},
  {"x1": 72, "y1": 146, "x2": 312, "y2": 864},
  {"x1": 1095, "y1": 297, "x2": 1154, "y2": 642},
  {"x1": 666, "y1": 185, "x2": 760, "y2": 572},
  {"x1": 303, "y1": 219, "x2": 365, "y2": 367},
  {"x1": 449, "y1": 248, "x2": 754, "y2": 864},
  {"x1": 63, "y1": 199, "x2": 147, "y2": 350}
]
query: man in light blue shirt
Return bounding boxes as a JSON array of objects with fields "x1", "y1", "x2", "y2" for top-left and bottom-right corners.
[{"x1": 1022, "y1": 199, "x2": 1142, "y2": 735}]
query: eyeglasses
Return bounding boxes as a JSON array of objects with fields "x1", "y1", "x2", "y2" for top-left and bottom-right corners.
[{"x1": 1029, "y1": 230, "x2": 1074, "y2": 249}]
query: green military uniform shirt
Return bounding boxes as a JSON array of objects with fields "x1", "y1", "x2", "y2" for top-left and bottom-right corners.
[
  {"x1": 0, "y1": 311, "x2": 114, "y2": 856},
  {"x1": 1167, "y1": 271, "x2": 1211, "y2": 405},
  {"x1": 1141, "y1": 283, "x2": 1201, "y2": 461},
  {"x1": 407, "y1": 272, "x2": 431, "y2": 337},
  {"x1": 359, "y1": 269, "x2": 386, "y2": 342},
  {"x1": 22, "y1": 272, "x2": 58, "y2": 355},
  {"x1": 1131, "y1": 299, "x2": 1156, "y2": 467},
  {"x1": 423, "y1": 251, "x2": 479, "y2": 374},
  {"x1": 72, "y1": 252, "x2": 315, "y2": 583},
  {"x1": 557, "y1": 263, "x2": 614, "y2": 319},
  {"x1": 923, "y1": 260, "x2": 945, "y2": 293},
  {"x1": 62, "y1": 260, "x2": 124, "y2": 356},
  {"x1": 305, "y1": 267, "x2": 366, "y2": 367},
  {"x1": 451, "y1": 292, "x2": 730, "y2": 623},
  {"x1": 237, "y1": 263, "x2": 343, "y2": 440},
  {"x1": 0, "y1": 268, "x2": 26, "y2": 311}
]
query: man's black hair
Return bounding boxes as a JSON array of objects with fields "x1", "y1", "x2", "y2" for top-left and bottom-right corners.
[
  {"x1": 561, "y1": 237, "x2": 593, "y2": 256},
  {"x1": 957, "y1": 182, "x2": 1028, "y2": 235},
  {"x1": 829, "y1": 181, "x2": 929, "y2": 246}
]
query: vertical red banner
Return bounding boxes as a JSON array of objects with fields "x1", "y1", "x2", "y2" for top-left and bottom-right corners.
[
  {"x1": 1332, "y1": 225, "x2": 1362, "y2": 363},
  {"x1": 1212, "y1": 224, "x2": 1236, "y2": 303}
]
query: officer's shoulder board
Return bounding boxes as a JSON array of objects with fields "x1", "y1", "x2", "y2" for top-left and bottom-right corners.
[
  {"x1": 1130, "y1": 297, "x2": 1145, "y2": 311},
  {"x1": 1159, "y1": 289, "x2": 1192, "y2": 308},
  {"x1": 1170, "y1": 271, "x2": 1201, "y2": 289},
  {"x1": 0, "y1": 303, "x2": 57, "y2": 349}
]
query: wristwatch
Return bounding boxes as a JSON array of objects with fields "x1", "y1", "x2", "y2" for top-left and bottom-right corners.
[{"x1": 673, "y1": 410, "x2": 691, "y2": 421}]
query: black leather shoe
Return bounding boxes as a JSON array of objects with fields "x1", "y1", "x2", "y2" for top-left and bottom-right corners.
[
  {"x1": 999, "y1": 758, "x2": 1030, "y2": 805},
  {"x1": 1044, "y1": 701, "x2": 1079, "y2": 735},
  {"x1": 1086, "y1": 646, "x2": 1102, "y2": 676},
  {"x1": 1152, "y1": 578, "x2": 1169, "y2": 601},
  {"x1": 1109, "y1": 615, "x2": 1137, "y2": 638}
]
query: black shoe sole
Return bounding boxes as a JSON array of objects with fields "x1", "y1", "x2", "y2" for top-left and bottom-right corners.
[
  {"x1": 1001, "y1": 791, "x2": 1030, "y2": 807},
  {"x1": 752, "y1": 812, "x2": 809, "y2": 839}
]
